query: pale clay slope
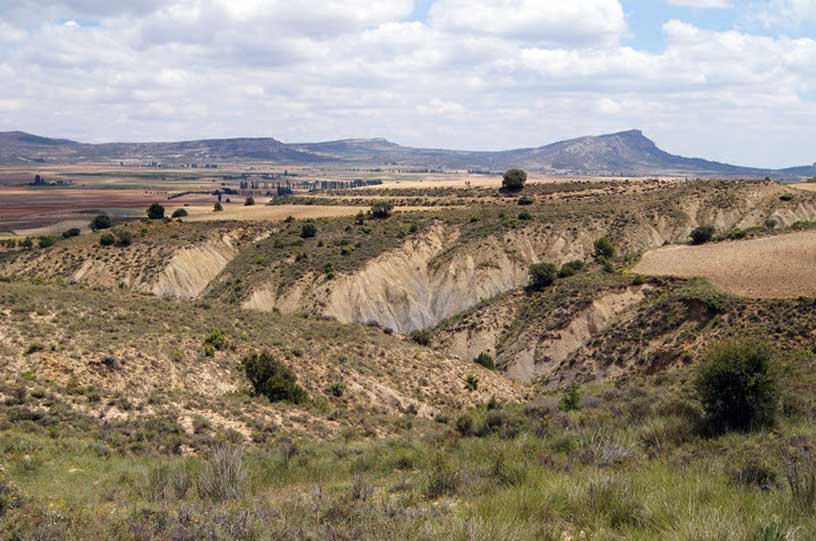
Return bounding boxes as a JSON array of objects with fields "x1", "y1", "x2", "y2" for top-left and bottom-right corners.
[{"x1": 633, "y1": 230, "x2": 816, "y2": 299}]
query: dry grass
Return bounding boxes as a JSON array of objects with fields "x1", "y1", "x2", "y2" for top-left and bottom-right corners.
[
  {"x1": 178, "y1": 203, "x2": 437, "y2": 222},
  {"x1": 633, "y1": 230, "x2": 816, "y2": 298}
]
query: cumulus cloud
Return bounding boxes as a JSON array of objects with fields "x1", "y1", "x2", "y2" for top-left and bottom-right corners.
[
  {"x1": 668, "y1": 0, "x2": 733, "y2": 8},
  {"x1": 429, "y1": 0, "x2": 627, "y2": 47},
  {"x1": 757, "y1": 0, "x2": 816, "y2": 27},
  {"x1": 0, "y1": 0, "x2": 814, "y2": 167}
]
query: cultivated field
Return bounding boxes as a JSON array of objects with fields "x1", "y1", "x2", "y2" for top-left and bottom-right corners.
[{"x1": 633, "y1": 230, "x2": 816, "y2": 298}]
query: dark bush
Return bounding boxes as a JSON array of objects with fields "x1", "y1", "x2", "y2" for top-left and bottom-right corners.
[
  {"x1": 244, "y1": 196, "x2": 255, "y2": 206},
  {"x1": 37, "y1": 236, "x2": 55, "y2": 248},
  {"x1": 242, "y1": 351, "x2": 307, "y2": 404},
  {"x1": 62, "y1": 227, "x2": 81, "y2": 239},
  {"x1": 147, "y1": 203, "x2": 165, "y2": 220},
  {"x1": 560, "y1": 384, "x2": 581, "y2": 412},
  {"x1": 529, "y1": 262, "x2": 557, "y2": 290},
  {"x1": 695, "y1": 338, "x2": 779, "y2": 432},
  {"x1": 690, "y1": 225, "x2": 715, "y2": 245},
  {"x1": 518, "y1": 211, "x2": 532, "y2": 221},
  {"x1": 300, "y1": 223, "x2": 317, "y2": 238},
  {"x1": 171, "y1": 208, "x2": 188, "y2": 218},
  {"x1": 594, "y1": 237, "x2": 615, "y2": 259},
  {"x1": 370, "y1": 201, "x2": 394, "y2": 219},
  {"x1": 90, "y1": 214, "x2": 112, "y2": 231},
  {"x1": 501, "y1": 168, "x2": 527, "y2": 192},
  {"x1": 213, "y1": 202, "x2": 223, "y2": 212},
  {"x1": 780, "y1": 193, "x2": 794, "y2": 202},
  {"x1": 115, "y1": 230, "x2": 132, "y2": 247},
  {"x1": 474, "y1": 352, "x2": 495, "y2": 370},
  {"x1": 410, "y1": 329, "x2": 432, "y2": 347},
  {"x1": 517, "y1": 195, "x2": 534, "y2": 205},
  {"x1": 99, "y1": 233, "x2": 115, "y2": 246}
]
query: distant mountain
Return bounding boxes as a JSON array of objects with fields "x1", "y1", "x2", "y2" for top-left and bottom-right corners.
[{"x1": 0, "y1": 129, "x2": 811, "y2": 178}]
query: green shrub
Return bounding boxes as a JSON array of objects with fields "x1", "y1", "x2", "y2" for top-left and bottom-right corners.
[
  {"x1": 474, "y1": 352, "x2": 495, "y2": 370},
  {"x1": 410, "y1": 329, "x2": 432, "y2": 347},
  {"x1": 327, "y1": 382, "x2": 344, "y2": 397},
  {"x1": 115, "y1": 230, "x2": 132, "y2": 247},
  {"x1": 171, "y1": 208, "x2": 188, "y2": 218},
  {"x1": 594, "y1": 237, "x2": 615, "y2": 259},
  {"x1": 518, "y1": 211, "x2": 532, "y2": 221},
  {"x1": 560, "y1": 384, "x2": 581, "y2": 412},
  {"x1": 147, "y1": 203, "x2": 165, "y2": 220},
  {"x1": 501, "y1": 168, "x2": 527, "y2": 192},
  {"x1": 37, "y1": 236, "x2": 55, "y2": 248},
  {"x1": 695, "y1": 338, "x2": 779, "y2": 432},
  {"x1": 529, "y1": 262, "x2": 557, "y2": 290},
  {"x1": 244, "y1": 196, "x2": 255, "y2": 206},
  {"x1": 464, "y1": 374, "x2": 479, "y2": 391},
  {"x1": 242, "y1": 351, "x2": 307, "y2": 404},
  {"x1": 203, "y1": 327, "x2": 226, "y2": 351},
  {"x1": 370, "y1": 201, "x2": 394, "y2": 219},
  {"x1": 780, "y1": 193, "x2": 794, "y2": 201},
  {"x1": 62, "y1": 227, "x2": 81, "y2": 239},
  {"x1": 517, "y1": 195, "x2": 534, "y2": 205},
  {"x1": 20, "y1": 237, "x2": 33, "y2": 249},
  {"x1": 213, "y1": 202, "x2": 223, "y2": 212},
  {"x1": 558, "y1": 259, "x2": 584, "y2": 278},
  {"x1": 300, "y1": 223, "x2": 317, "y2": 238},
  {"x1": 99, "y1": 233, "x2": 115, "y2": 246},
  {"x1": 90, "y1": 214, "x2": 112, "y2": 231},
  {"x1": 690, "y1": 225, "x2": 716, "y2": 245}
]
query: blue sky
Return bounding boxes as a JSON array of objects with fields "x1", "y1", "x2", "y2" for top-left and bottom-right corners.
[{"x1": 0, "y1": 0, "x2": 815, "y2": 168}]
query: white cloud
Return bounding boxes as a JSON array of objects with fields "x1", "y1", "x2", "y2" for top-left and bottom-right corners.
[
  {"x1": 429, "y1": 0, "x2": 627, "y2": 47},
  {"x1": 0, "y1": 2, "x2": 814, "y2": 167},
  {"x1": 757, "y1": 0, "x2": 816, "y2": 27},
  {"x1": 668, "y1": 0, "x2": 732, "y2": 8}
]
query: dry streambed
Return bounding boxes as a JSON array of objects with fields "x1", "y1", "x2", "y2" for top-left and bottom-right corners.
[{"x1": 633, "y1": 230, "x2": 816, "y2": 298}]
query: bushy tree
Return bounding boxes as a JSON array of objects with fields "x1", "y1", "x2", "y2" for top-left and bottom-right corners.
[
  {"x1": 115, "y1": 230, "x2": 132, "y2": 247},
  {"x1": 242, "y1": 351, "x2": 307, "y2": 404},
  {"x1": 147, "y1": 203, "x2": 165, "y2": 220},
  {"x1": 37, "y1": 236, "x2": 55, "y2": 248},
  {"x1": 244, "y1": 196, "x2": 255, "y2": 206},
  {"x1": 594, "y1": 237, "x2": 615, "y2": 259},
  {"x1": 695, "y1": 338, "x2": 779, "y2": 433},
  {"x1": 171, "y1": 208, "x2": 188, "y2": 218},
  {"x1": 501, "y1": 169, "x2": 527, "y2": 192},
  {"x1": 90, "y1": 214, "x2": 112, "y2": 231},
  {"x1": 62, "y1": 228, "x2": 81, "y2": 239},
  {"x1": 370, "y1": 201, "x2": 394, "y2": 219},
  {"x1": 99, "y1": 233, "x2": 115, "y2": 246},
  {"x1": 529, "y1": 262, "x2": 557, "y2": 290},
  {"x1": 300, "y1": 223, "x2": 317, "y2": 238},
  {"x1": 690, "y1": 225, "x2": 716, "y2": 245}
]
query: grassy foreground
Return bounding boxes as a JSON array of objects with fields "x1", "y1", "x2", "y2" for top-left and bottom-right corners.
[{"x1": 3, "y1": 360, "x2": 816, "y2": 540}]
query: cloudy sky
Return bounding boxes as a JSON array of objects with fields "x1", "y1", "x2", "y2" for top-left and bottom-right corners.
[{"x1": 0, "y1": 0, "x2": 814, "y2": 168}]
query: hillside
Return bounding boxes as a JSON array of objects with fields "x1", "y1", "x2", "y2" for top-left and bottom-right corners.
[{"x1": 1, "y1": 129, "x2": 811, "y2": 177}]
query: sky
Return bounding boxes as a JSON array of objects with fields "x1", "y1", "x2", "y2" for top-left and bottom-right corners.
[{"x1": 0, "y1": 1, "x2": 814, "y2": 168}]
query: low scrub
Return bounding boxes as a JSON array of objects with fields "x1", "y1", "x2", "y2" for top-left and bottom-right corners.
[{"x1": 242, "y1": 351, "x2": 307, "y2": 404}]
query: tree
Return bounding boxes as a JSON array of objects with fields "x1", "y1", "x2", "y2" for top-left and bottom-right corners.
[
  {"x1": 594, "y1": 237, "x2": 615, "y2": 259},
  {"x1": 242, "y1": 351, "x2": 307, "y2": 404},
  {"x1": 99, "y1": 233, "x2": 115, "y2": 246},
  {"x1": 690, "y1": 225, "x2": 715, "y2": 245},
  {"x1": 529, "y1": 262, "x2": 558, "y2": 290},
  {"x1": 370, "y1": 201, "x2": 394, "y2": 219},
  {"x1": 244, "y1": 196, "x2": 255, "y2": 206},
  {"x1": 115, "y1": 230, "x2": 132, "y2": 247},
  {"x1": 171, "y1": 208, "x2": 188, "y2": 218},
  {"x1": 37, "y1": 236, "x2": 55, "y2": 248},
  {"x1": 147, "y1": 203, "x2": 165, "y2": 220},
  {"x1": 90, "y1": 214, "x2": 112, "y2": 231},
  {"x1": 300, "y1": 223, "x2": 317, "y2": 238},
  {"x1": 501, "y1": 169, "x2": 527, "y2": 192},
  {"x1": 62, "y1": 228, "x2": 81, "y2": 239},
  {"x1": 213, "y1": 202, "x2": 223, "y2": 212},
  {"x1": 695, "y1": 338, "x2": 779, "y2": 433}
]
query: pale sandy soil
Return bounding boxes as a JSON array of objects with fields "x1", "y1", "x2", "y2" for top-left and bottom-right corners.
[
  {"x1": 790, "y1": 183, "x2": 816, "y2": 193},
  {"x1": 633, "y1": 230, "x2": 816, "y2": 298}
]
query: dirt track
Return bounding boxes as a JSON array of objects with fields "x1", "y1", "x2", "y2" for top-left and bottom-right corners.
[{"x1": 633, "y1": 230, "x2": 816, "y2": 298}]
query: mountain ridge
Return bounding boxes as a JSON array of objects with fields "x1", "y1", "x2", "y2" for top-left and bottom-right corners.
[{"x1": 0, "y1": 129, "x2": 813, "y2": 178}]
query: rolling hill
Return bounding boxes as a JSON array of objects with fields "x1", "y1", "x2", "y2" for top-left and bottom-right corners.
[{"x1": 1, "y1": 128, "x2": 813, "y2": 177}]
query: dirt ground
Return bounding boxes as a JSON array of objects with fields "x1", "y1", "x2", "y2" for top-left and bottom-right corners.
[
  {"x1": 633, "y1": 230, "x2": 816, "y2": 298},
  {"x1": 178, "y1": 202, "x2": 438, "y2": 222}
]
